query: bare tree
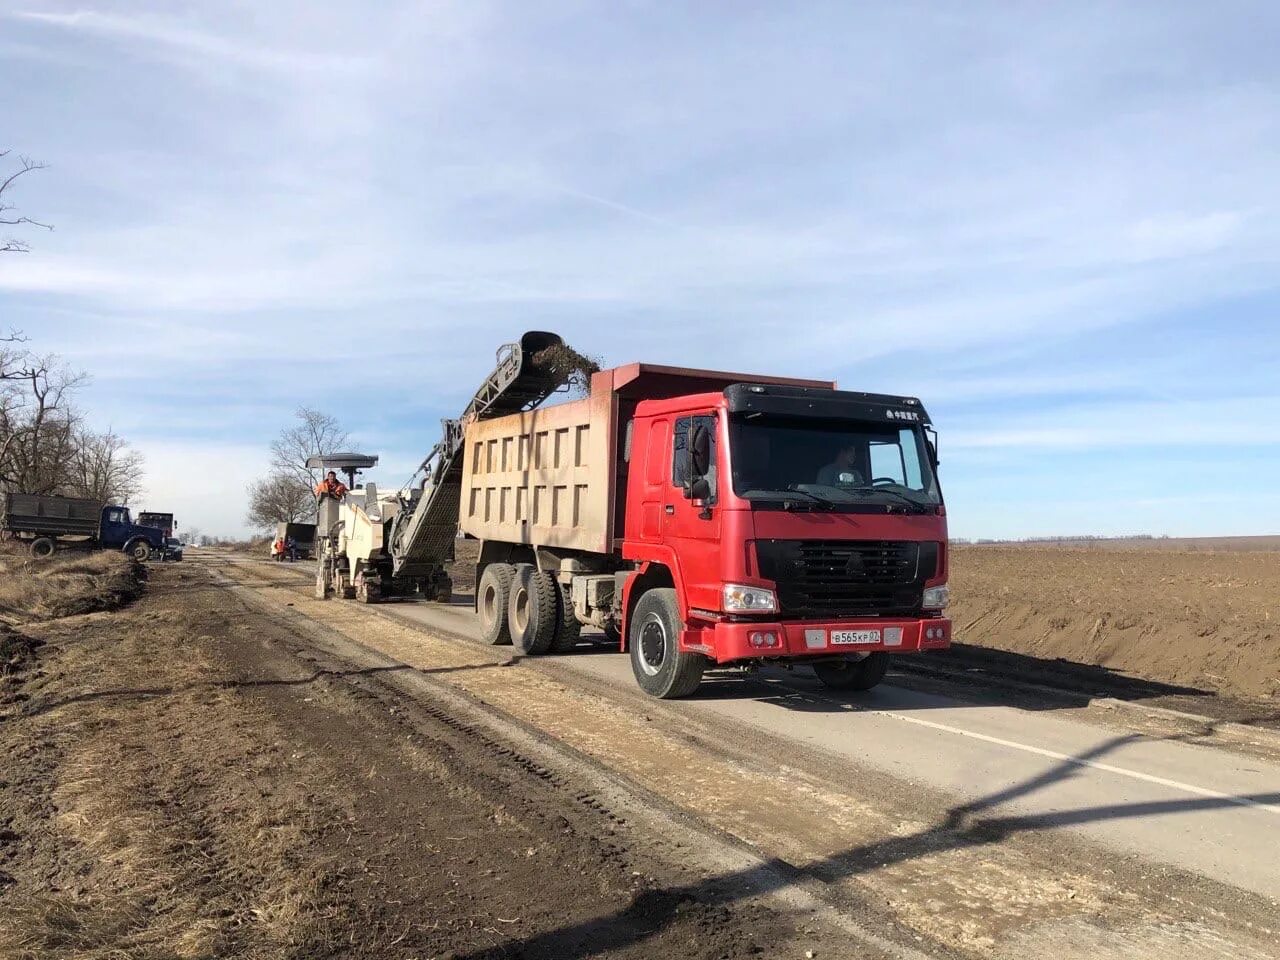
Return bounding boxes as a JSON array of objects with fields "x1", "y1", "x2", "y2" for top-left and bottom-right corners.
[
  {"x1": 271, "y1": 407, "x2": 352, "y2": 489},
  {"x1": 0, "y1": 356, "x2": 86, "y2": 495},
  {"x1": 68, "y1": 429, "x2": 146, "y2": 504},
  {"x1": 252, "y1": 408, "x2": 353, "y2": 526},
  {"x1": 1, "y1": 151, "x2": 51, "y2": 254},
  {"x1": 246, "y1": 473, "x2": 315, "y2": 530}
]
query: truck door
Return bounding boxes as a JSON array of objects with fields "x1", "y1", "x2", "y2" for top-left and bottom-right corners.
[
  {"x1": 666, "y1": 413, "x2": 723, "y2": 614},
  {"x1": 99, "y1": 507, "x2": 129, "y2": 547}
]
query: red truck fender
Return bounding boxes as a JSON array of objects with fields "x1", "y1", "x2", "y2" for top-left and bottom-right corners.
[{"x1": 617, "y1": 550, "x2": 689, "y2": 651}]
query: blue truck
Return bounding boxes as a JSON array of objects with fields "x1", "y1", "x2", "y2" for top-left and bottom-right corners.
[{"x1": 3, "y1": 493, "x2": 167, "y2": 561}]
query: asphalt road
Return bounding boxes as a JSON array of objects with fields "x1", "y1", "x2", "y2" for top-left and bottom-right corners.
[{"x1": 386, "y1": 595, "x2": 1280, "y2": 903}]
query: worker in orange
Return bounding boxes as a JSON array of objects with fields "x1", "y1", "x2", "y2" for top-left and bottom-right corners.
[
  {"x1": 271, "y1": 536, "x2": 286, "y2": 561},
  {"x1": 314, "y1": 470, "x2": 348, "y2": 499}
]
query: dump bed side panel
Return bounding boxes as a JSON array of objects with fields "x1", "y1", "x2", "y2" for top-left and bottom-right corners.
[
  {"x1": 4, "y1": 493, "x2": 101, "y2": 538},
  {"x1": 459, "y1": 389, "x2": 615, "y2": 554}
]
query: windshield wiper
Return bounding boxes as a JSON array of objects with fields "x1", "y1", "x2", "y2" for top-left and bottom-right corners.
[
  {"x1": 848, "y1": 486, "x2": 930, "y2": 513},
  {"x1": 781, "y1": 486, "x2": 837, "y2": 511}
]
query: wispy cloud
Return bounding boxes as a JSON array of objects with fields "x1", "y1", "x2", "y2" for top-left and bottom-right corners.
[{"x1": 9, "y1": 8, "x2": 370, "y2": 75}]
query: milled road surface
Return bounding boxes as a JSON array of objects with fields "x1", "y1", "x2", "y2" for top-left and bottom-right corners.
[{"x1": 217, "y1": 553, "x2": 1280, "y2": 959}]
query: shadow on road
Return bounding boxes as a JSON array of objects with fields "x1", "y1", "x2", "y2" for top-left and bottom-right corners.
[{"x1": 448, "y1": 733, "x2": 1280, "y2": 960}]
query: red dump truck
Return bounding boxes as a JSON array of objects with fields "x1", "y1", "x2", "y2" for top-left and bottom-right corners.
[
  {"x1": 328, "y1": 333, "x2": 950, "y2": 698},
  {"x1": 454, "y1": 350, "x2": 951, "y2": 698}
]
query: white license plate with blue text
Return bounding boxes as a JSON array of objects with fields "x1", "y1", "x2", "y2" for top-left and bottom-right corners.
[{"x1": 830, "y1": 629, "x2": 881, "y2": 645}]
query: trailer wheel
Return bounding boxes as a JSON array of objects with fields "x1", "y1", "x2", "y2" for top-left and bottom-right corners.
[
  {"x1": 477, "y1": 564, "x2": 515, "y2": 645},
  {"x1": 812, "y1": 653, "x2": 890, "y2": 691},
  {"x1": 30, "y1": 537, "x2": 56, "y2": 559},
  {"x1": 507, "y1": 564, "x2": 558, "y2": 655},
  {"x1": 629, "y1": 588, "x2": 705, "y2": 699},
  {"x1": 129, "y1": 540, "x2": 151, "y2": 562},
  {"x1": 549, "y1": 580, "x2": 581, "y2": 653}
]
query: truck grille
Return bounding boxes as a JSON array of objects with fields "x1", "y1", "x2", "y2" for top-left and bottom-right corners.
[{"x1": 754, "y1": 539, "x2": 936, "y2": 619}]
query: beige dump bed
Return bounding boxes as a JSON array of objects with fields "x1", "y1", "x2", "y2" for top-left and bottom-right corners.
[
  {"x1": 458, "y1": 363, "x2": 834, "y2": 554},
  {"x1": 459, "y1": 385, "x2": 615, "y2": 553}
]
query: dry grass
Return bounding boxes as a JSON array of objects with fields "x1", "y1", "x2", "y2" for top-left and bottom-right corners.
[
  {"x1": 0, "y1": 579, "x2": 352, "y2": 960},
  {"x1": 0, "y1": 549, "x2": 144, "y2": 623}
]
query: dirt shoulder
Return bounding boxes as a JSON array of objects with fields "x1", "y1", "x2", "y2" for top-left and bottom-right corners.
[{"x1": 0, "y1": 562, "x2": 843, "y2": 959}]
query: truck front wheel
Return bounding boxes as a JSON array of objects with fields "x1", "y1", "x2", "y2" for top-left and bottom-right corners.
[
  {"x1": 30, "y1": 537, "x2": 56, "y2": 559},
  {"x1": 507, "y1": 564, "x2": 558, "y2": 655},
  {"x1": 128, "y1": 540, "x2": 151, "y2": 562},
  {"x1": 629, "y1": 588, "x2": 705, "y2": 699},
  {"x1": 477, "y1": 563, "x2": 515, "y2": 645},
  {"x1": 812, "y1": 653, "x2": 890, "y2": 691}
]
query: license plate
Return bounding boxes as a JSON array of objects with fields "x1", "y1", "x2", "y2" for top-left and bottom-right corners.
[{"x1": 830, "y1": 629, "x2": 881, "y2": 645}]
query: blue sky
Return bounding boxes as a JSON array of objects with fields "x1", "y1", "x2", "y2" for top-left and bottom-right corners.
[{"x1": 2, "y1": 1, "x2": 1278, "y2": 538}]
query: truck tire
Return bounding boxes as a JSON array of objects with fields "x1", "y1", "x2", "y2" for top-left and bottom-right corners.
[
  {"x1": 549, "y1": 580, "x2": 581, "y2": 653},
  {"x1": 30, "y1": 537, "x2": 56, "y2": 559},
  {"x1": 128, "y1": 540, "x2": 151, "y2": 562},
  {"x1": 507, "y1": 564, "x2": 558, "y2": 656},
  {"x1": 477, "y1": 564, "x2": 515, "y2": 645},
  {"x1": 629, "y1": 588, "x2": 706, "y2": 699},
  {"x1": 812, "y1": 653, "x2": 890, "y2": 691}
]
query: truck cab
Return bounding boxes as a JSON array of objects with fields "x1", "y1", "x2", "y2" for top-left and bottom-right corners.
[
  {"x1": 622, "y1": 383, "x2": 949, "y2": 690},
  {"x1": 99, "y1": 505, "x2": 168, "y2": 560}
]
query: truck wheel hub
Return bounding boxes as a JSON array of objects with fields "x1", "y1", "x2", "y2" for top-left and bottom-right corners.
[
  {"x1": 512, "y1": 589, "x2": 530, "y2": 634},
  {"x1": 639, "y1": 616, "x2": 667, "y2": 675}
]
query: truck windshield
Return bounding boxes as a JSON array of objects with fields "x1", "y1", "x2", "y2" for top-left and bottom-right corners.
[{"x1": 728, "y1": 415, "x2": 941, "y2": 511}]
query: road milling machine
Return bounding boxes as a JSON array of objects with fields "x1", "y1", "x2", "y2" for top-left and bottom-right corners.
[
  {"x1": 309, "y1": 453, "x2": 413, "y2": 603},
  {"x1": 310, "y1": 332, "x2": 572, "y2": 604}
]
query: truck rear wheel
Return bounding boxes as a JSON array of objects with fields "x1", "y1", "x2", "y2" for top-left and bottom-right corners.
[
  {"x1": 477, "y1": 564, "x2": 515, "y2": 645},
  {"x1": 812, "y1": 653, "x2": 890, "y2": 691},
  {"x1": 549, "y1": 580, "x2": 581, "y2": 653},
  {"x1": 629, "y1": 588, "x2": 705, "y2": 699},
  {"x1": 30, "y1": 537, "x2": 56, "y2": 559},
  {"x1": 507, "y1": 564, "x2": 558, "y2": 655},
  {"x1": 129, "y1": 540, "x2": 151, "y2": 562}
]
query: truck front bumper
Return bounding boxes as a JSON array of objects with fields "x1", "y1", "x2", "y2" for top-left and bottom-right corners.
[{"x1": 688, "y1": 616, "x2": 951, "y2": 664}]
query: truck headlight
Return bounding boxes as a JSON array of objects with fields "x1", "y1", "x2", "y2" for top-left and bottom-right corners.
[
  {"x1": 722, "y1": 583, "x2": 778, "y2": 613},
  {"x1": 922, "y1": 584, "x2": 950, "y2": 610}
]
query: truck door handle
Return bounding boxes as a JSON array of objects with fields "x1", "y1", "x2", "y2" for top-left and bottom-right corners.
[{"x1": 664, "y1": 505, "x2": 675, "y2": 515}]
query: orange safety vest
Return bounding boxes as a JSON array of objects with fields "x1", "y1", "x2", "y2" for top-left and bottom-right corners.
[{"x1": 315, "y1": 478, "x2": 347, "y2": 498}]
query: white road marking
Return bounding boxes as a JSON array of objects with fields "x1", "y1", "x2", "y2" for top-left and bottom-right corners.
[{"x1": 876, "y1": 708, "x2": 1280, "y2": 817}]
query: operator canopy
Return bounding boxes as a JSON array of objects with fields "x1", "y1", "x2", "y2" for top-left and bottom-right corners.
[{"x1": 306, "y1": 453, "x2": 379, "y2": 471}]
